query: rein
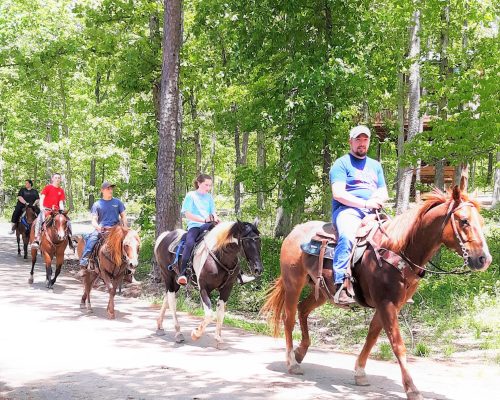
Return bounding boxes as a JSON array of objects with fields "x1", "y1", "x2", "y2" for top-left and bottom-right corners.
[{"x1": 378, "y1": 200, "x2": 476, "y2": 277}]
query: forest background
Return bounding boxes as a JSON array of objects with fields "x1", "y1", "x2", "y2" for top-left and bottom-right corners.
[{"x1": 1, "y1": 0, "x2": 499, "y2": 362}]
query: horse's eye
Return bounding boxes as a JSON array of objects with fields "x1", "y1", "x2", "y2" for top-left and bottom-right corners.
[{"x1": 460, "y1": 219, "x2": 469, "y2": 227}]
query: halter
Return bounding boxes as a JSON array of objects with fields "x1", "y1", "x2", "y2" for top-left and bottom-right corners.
[
  {"x1": 442, "y1": 200, "x2": 477, "y2": 270},
  {"x1": 205, "y1": 231, "x2": 261, "y2": 290},
  {"x1": 402, "y1": 199, "x2": 477, "y2": 275}
]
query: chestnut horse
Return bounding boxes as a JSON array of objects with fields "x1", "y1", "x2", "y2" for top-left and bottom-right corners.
[
  {"x1": 16, "y1": 205, "x2": 38, "y2": 259},
  {"x1": 261, "y1": 187, "x2": 492, "y2": 400},
  {"x1": 154, "y1": 220, "x2": 263, "y2": 347},
  {"x1": 77, "y1": 226, "x2": 140, "y2": 319},
  {"x1": 29, "y1": 210, "x2": 70, "y2": 288}
]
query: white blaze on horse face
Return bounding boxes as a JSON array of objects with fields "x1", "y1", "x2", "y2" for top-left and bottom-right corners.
[
  {"x1": 56, "y1": 216, "x2": 66, "y2": 240},
  {"x1": 469, "y1": 208, "x2": 492, "y2": 268},
  {"x1": 124, "y1": 234, "x2": 140, "y2": 267}
]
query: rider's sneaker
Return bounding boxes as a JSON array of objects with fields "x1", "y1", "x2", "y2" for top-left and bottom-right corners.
[
  {"x1": 31, "y1": 241, "x2": 40, "y2": 249},
  {"x1": 176, "y1": 275, "x2": 188, "y2": 286},
  {"x1": 239, "y1": 274, "x2": 255, "y2": 285}
]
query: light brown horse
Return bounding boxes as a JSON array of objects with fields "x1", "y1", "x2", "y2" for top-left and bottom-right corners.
[
  {"x1": 261, "y1": 187, "x2": 492, "y2": 400},
  {"x1": 16, "y1": 205, "x2": 38, "y2": 259},
  {"x1": 77, "y1": 226, "x2": 140, "y2": 319},
  {"x1": 29, "y1": 210, "x2": 70, "y2": 288}
]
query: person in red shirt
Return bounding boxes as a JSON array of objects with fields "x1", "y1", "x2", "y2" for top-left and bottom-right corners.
[{"x1": 32, "y1": 173, "x2": 72, "y2": 248}]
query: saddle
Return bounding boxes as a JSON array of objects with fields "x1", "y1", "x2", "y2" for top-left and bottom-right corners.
[
  {"x1": 166, "y1": 226, "x2": 213, "y2": 277},
  {"x1": 300, "y1": 215, "x2": 388, "y2": 303}
]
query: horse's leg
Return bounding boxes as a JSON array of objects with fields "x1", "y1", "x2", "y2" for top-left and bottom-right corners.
[
  {"x1": 213, "y1": 283, "x2": 234, "y2": 349},
  {"x1": 295, "y1": 289, "x2": 327, "y2": 364},
  {"x1": 49, "y1": 249, "x2": 64, "y2": 287},
  {"x1": 29, "y1": 246, "x2": 37, "y2": 284},
  {"x1": 156, "y1": 296, "x2": 169, "y2": 335},
  {"x1": 191, "y1": 287, "x2": 213, "y2": 341},
  {"x1": 354, "y1": 310, "x2": 383, "y2": 386},
  {"x1": 99, "y1": 268, "x2": 114, "y2": 291},
  {"x1": 379, "y1": 303, "x2": 422, "y2": 400},
  {"x1": 106, "y1": 277, "x2": 119, "y2": 319},
  {"x1": 45, "y1": 252, "x2": 53, "y2": 289},
  {"x1": 16, "y1": 232, "x2": 21, "y2": 255},
  {"x1": 283, "y1": 273, "x2": 308, "y2": 375},
  {"x1": 81, "y1": 271, "x2": 98, "y2": 313},
  {"x1": 23, "y1": 235, "x2": 28, "y2": 259}
]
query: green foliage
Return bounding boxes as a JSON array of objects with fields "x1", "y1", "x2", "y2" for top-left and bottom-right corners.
[
  {"x1": 375, "y1": 342, "x2": 395, "y2": 361},
  {"x1": 414, "y1": 342, "x2": 431, "y2": 357}
]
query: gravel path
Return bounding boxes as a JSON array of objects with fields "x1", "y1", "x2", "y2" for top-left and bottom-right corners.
[{"x1": 0, "y1": 222, "x2": 498, "y2": 400}]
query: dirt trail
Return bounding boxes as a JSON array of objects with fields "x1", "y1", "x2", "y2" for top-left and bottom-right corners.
[{"x1": 0, "y1": 222, "x2": 498, "y2": 400}]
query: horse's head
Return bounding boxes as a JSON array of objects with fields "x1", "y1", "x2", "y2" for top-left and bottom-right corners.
[
  {"x1": 441, "y1": 186, "x2": 492, "y2": 271},
  {"x1": 24, "y1": 205, "x2": 37, "y2": 224},
  {"x1": 50, "y1": 211, "x2": 69, "y2": 242},
  {"x1": 236, "y1": 218, "x2": 263, "y2": 276},
  {"x1": 122, "y1": 229, "x2": 141, "y2": 273}
]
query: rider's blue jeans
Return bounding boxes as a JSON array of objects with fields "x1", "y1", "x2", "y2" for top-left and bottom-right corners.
[
  {"x1": 80, "y1": 230, "x2": 100, "y2": 266},
  {"x1": 332, "y1": 206, "x2": 370, "y2": 285},
  {"x1": 179, "y1": 223, "x2": 212, "y2": 276}
]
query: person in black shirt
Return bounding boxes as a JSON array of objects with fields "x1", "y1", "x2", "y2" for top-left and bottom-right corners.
[{"x1": 9, "y1": 180, "x2": 40, "y2": 234}]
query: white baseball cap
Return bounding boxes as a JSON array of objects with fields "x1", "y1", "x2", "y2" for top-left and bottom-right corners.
[{"x1": 349, "y1": 125, "x2": 371, "y2": 139}]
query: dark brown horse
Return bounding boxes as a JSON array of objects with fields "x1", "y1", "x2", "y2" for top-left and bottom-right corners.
[
  {"x1": 154, "y1": 220, "x2": 263, "y2": 347},
  {"x1": 29, "y1": 210, "x2": 70, "y2": 288},
  {"x1": 261, "y1": 187, "x2": 492, "y2": 400},
  {"x1": 15, "y1": 205, "x2": 38, "y2": 259},
  {"x1": 77, "y1": 226, "x2": 140, "y2": 319}
]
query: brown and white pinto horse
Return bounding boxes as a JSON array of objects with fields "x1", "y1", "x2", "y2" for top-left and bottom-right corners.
[
  {"x1": 16, "y1": 205, "x2": 38, "y2": 259},
  {"x1": 154, "y1": 220, "x2": 263, "y2": 347},
  {"x1": 261, "y1": 187, "x2": 492, "y2": 400},
  {"x1": 77, "y1": 226, "x2": 140, "y2": 319},
  {"x1": 29, "y1": 210, "x2": 70, "y2": 288}
]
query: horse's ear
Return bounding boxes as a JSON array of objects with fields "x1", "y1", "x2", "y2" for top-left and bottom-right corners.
[
  {"x1": 452, "y1": 185, "x2": 461, "y2": 203},
  {"x1": 253, "y1": 217, "x2": 259, "y2": 228}
]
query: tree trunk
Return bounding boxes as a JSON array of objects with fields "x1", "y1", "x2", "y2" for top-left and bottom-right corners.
[
  {"x1": 395, "y1": 72, "x2": 406, "y2": 202},
  {"x1": 256, "y1": 130, "x2": 266, "y2": 209},
  {"x1": 492, "y1": 152, "x2": 500, "y2": 208},
  {"x1": 434, "y1": 159, "x2": 445, "y2": 190},
  {"x1": 487, "y1": 152, "x2": 493, "y2": 185},
  {"x1": 58, "y1": 68, "x2": 74, "y2": 211},
  {"x1": 189, "y1": 88, "x2": 202, "y2": 175},
  {"x1": 0, "y1": 123, "x2": 5, "y2": 213},
  {"x1": 210, "y1": 132, "x2": 216, "y2": 190},
  {"x1": 233, "y1": 104, "x2": 241, "y2": 216},
  {"x1": 155, "y1": 0, "x2": 182, "y2": 239},
  {"x1": 396, "y1": 7, "x2": 421, "y2": 215},
  {"x1": 435, "y1": 3, "x2": 450, "y2": 191},
  {"x1": 89, "y1": 158, "x2": 96, "y2": 210},
  {"x1": 322, "y1": 138, "x2": 332, "y2": 217}
]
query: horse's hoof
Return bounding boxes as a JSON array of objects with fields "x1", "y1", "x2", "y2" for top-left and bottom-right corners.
[
  {"x1": 28, "y1": 277, "x2": 33, "y2": 284},
  {"x1": 191, "y1": 330, "x2": 201, "y2": 341},
  {"x1": 175, "y1": 333, "x2": 185, "y2": 343},
  {"x1": 216, "y1": 341, "x2": 228, "y2": 350},
  {"x1": 24, "y1": 256, "x2": 27, "y2": 259},
  {"x1": 294, "y1": 349, "x2": 305, "y2": 364},
  {"x1": 86, "y1": 307, "x2": 93, "y2": 314},
  {"x1": 80, "y1": 303, "x2": 86, "y2": 309},
  {"x1": 46, "y1": 280, "x2": 50, "y2": 288},
  {"x1": 156, "y1": 328, "x2": 166, "y2": 336},
  {"x1": 288, "y1": 364, "x2": 303, "y2": 375},
  {"x1": 107, "y1": 312, "x2": 115, "y2": 319},
  {"x1": 355, "y1": 375, "x2": 370, "y2": 386},
  {"x1": 407, "y1": 391, "x2": 423, "y2": 400}
]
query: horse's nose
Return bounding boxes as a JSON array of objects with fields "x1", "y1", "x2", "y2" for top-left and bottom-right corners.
[{"x1": 254, "y1": 262, "x2": 263, "y2": 276}]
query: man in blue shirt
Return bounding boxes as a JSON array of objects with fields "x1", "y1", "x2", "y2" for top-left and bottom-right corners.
[
  {"x1": 329, "y1": 125, "x2": 388, "y2": 306},
  {"x1": 79, "y1": 182, "x2": 127, "y2": 269}
]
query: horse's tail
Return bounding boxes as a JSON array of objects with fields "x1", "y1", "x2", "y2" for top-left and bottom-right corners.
[{"x1": 260, "y1": 277, "x2": 285, "y2": 337}]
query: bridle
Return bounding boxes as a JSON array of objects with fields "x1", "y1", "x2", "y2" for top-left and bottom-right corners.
[{"x1": 400, "y1": 199, "x2": 478, "y2": 275}]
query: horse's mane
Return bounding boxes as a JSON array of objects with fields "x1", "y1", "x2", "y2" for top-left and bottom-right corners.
[
  {"x1": 380, "y1": 188, "x2": 479, "y2": 252},
  {"x1": 105, "y1": 225, "x2": 130, "y2": 266},
  {"x1": 206, "y1": 222, "x2": 239, "y2": 251}
]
